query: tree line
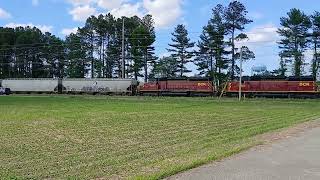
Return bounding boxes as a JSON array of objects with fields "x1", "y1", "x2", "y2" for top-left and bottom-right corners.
[{"x1": 0, "y1": 1, "x2": 319, "y2": 84}]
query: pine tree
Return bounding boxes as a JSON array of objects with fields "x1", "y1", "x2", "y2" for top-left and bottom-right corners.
[
  {"x1": 103, "y1": 13, "x2": 116, "y2": 78},
  {"x1": 79, "y1": 16, "x2": 96, "y2": 78},
  {"x1": 168, "y1": 24, "x2": 195, "y2": 77},
  {"x1": 225, "y1": 1, "x2": 252, "y2": 79},
  {"x1": 65, "y1": 32, "x2": 88, "y2": 78},
  {"x1": 311, "y1": 11, "x2": 320, "y2": 80},
  {"x1": 196, "y1": 4, "x2": 229, "y2": 86},
  {"x1": 0, "y1": 27, "x2": 15, "y2": 79},
  {"x1": 141, "y1": 15, "x2": 157, "y2": 82},
  {"x1": 129, "y1": 26, "x2": 145, "y2": 80},
  {"x1": 278, "y1": 8, "x2": 312, "y2": 77}
]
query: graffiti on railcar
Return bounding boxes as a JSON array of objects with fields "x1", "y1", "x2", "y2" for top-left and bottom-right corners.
[
  {"x1": 81, "y1": 86, "x2": 111, "y2": 92},
  {"x1": 65, "y1": 81, "x2": 111, "y2": 92}
]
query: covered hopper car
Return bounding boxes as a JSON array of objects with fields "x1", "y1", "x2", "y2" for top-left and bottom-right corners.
[{"x1": 1, "y1": 78, "x2": 138, "y2": 95}]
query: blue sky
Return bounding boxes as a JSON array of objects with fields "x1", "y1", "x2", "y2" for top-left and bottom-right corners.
[{"x1": 0, "y1": 0, "x2": 319, "y2": 75}]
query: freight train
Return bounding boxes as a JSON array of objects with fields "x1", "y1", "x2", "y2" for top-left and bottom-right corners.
[{"x1": 0, "y1": 76, "x2": 319, "y2": 98}]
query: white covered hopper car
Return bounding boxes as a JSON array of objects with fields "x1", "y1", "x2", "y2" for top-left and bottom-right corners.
[
  {"x1": 1, "y1": 78, "x2": 138, "y2": 95},
  {"x1": 62, "y1": 79, "x2": 137, "y2": 95},
  {"x1": 1, "y1": 79, "x2": 58, "y2": 93}
]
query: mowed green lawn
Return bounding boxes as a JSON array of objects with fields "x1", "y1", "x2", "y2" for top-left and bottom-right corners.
[{"x1": 0, "y1": 96, "x2": 320, "y2": 179}]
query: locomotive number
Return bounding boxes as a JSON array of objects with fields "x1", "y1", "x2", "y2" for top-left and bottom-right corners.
[
  {"x1": 299, "y1": 82, "x2": 311, "y2": 87},
  {"x1": 197, "y1": 83, "x2": 207, "y2": 87}
]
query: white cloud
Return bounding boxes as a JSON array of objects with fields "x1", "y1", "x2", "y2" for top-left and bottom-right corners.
[
  {"x1": 143, "y1": 0, "x2": 183, "y2": 28},
  {"x1": 66, "y1": 0, "x2": 126, "y2": 9},
  {"x1": 0, "y1": 8, "x2": 11, "y2": 19},
  {"x1": 69, "y1": 5, "x2": 96, "y2": 22},
  {"x1": 65, "y1": 0, "x2": 183, "y2": 28},
  {"x1": 110, "y1": 3, "x2": 143, "y2": 18},
  {"x1": 61, "y1": 27, "x2": 78, "y2": 36},
  {"x1": 32, "y1": 0, "x2": 39, "y2": 6},
  {"x1": 67, "y1": 0, "x2": 95, "y2": 6},
  {"x1": 236, "y1": 24, "x2": 280, "y2": 74},
  {"x1": 5, "y1": 23, "x2": 53, "y2": 33},
  {"x1": 97, "y1": 0, "x2": 125, "y2": 9},
  {"x1": 237, "y1": 24, "x2": 279, "y2": 46}
]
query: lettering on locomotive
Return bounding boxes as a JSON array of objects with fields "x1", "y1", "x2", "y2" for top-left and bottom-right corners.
[
  {"x1": 197, "y1": 83, "x2": 207, "y2": 87},
  {"x1": 299, "y1": 82, "x2": 311, "y2": 87}
]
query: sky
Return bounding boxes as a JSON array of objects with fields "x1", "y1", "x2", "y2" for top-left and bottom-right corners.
[{"x1": 0, "y1": 0, "x2": 319, "y2": 75}]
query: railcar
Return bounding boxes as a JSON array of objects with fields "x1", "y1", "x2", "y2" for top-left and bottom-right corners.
[
  {"x1": 139, "y1": 78, "x2": 214, "y2": 96},
  {"x1": 226, "y1": 76, "x2": 320, "y2": 98},
  {"x1": 1, "y1": 79, "x2": 59, "y2": 93},
  {"x1": 1, "y1": 78, "x2": 138, "y2": 95},
  {"x1": 62, "y1": 78, "x2": 137, "y2": 95}
]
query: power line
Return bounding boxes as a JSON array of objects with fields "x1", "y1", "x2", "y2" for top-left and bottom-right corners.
[{"x1": 0, "y1": 40, "x2": 280, "y2": 52}]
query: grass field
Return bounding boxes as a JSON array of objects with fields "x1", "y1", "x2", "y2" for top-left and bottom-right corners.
[{"x1": 0, "y1": 96, "x2": 320, "y2": 179}]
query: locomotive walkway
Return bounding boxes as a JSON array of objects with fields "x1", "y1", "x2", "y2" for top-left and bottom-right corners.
[{"x1": 168, "y1": 122, "x2": 320, "y2": 180}]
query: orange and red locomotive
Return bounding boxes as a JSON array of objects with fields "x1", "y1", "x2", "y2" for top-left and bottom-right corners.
[
  {"x1": 226, "y1": 76, "x2": 319, "y2": 98},
  {"x1": 139, "y1": 78, "x2": 214, "y2": 96},
  {"x1": 139, "y1": 76, "x2": 319, "y2": 98}
]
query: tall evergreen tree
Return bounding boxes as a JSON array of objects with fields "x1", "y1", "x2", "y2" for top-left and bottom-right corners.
[
  {"x1": 196, "y1": 4, "x2": 229, "y2": 86},
  {"x1": 0, "y1": 27, "x2": 15, "y2": 79},
  {"x1": 79, "y1": 16, "x2": 96, "y2": 78},
  {"x1": 140, "y1": 15, "x2": 156, "y2": 82},
  {"x1": 129, "y1": 26, "x2": 145, "y2": 80},
  {"x1": 278, "y1": 8, "x2": 312, "y2": 77},
  {"x1": 65, "y1": 32, "x2": 88, "y2": 78},
  {"x1": 43, "y1": 33, "x2": 66, "y2": 78},
  {"x1": 168, "y1": 24, "x2": 195, "y2": 77},
  {"x1": 311, "y1": 11, "x2": 320, "y2": 79},
  {"x1": 103, "y1": 13, "x2": 116, "y2": 78},
  {"x1": 92, "y1": 14, "x2": 106, "y2": 78},
  {"x1": 225, "y1": 0, "x2": 252, "y2": 79},
  {"x1": 15, "y1": 27, "x2": 46, "y2": 78}
]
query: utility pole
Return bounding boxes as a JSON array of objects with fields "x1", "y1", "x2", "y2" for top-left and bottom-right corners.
[
  {"x1": 121, "y1": 18, "x2": 125, "y2": 79},
  {"x1": 239, "y1": 47, "x2": 243, "y2": 101}
]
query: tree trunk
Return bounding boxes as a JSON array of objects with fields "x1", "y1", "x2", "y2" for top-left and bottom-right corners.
[
  {"x1": 216, "y1": 51, "x2": 220, "y2": 87},
  {"x1": 144, "y1": 48, "x2": 148, "y2": 83},
  {"x1": 107, "y1": 35, "x2": 112, "y2": 78},
  {"x1": 210, "y1": 49, "x2": 213, "y2": 78},
  {"x1": 314, "y1": 40, "x2": 318, "y2": 80},
  {"x1": 180, "y1": 49, "x2": 184, "y2": 77},
  {"x1": 134, "y1": 70, "x2": 138, "y2": 81},
  {"x1": 231, "y1": 28, "x2": 235, "y2": 80},
  {"x1": 91, "y1": 34, "x2": 94, "y2": 78},
  {"x1": 294, "y1": 37, "x2": 301, "y2": 77}
]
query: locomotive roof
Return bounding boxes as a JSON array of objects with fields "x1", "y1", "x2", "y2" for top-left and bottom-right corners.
[
  {"x1": 156, "y1": 77, "x2": 213, "y2": 81},
  {"x1": 241, "y1": 76, "x2": 315, "y2": 81}
]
